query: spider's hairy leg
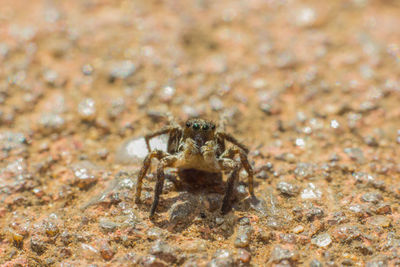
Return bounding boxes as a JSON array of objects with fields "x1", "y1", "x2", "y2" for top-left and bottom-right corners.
[
  {"x1": 221, "y1": 147, "x2": 254, "y2": 197},
  {"x1": 166, "y1": 128, "x2": 183, "y2": 154},
  {"x1": 216, "y1": 132, "x2": 249, "y2": 154},
  {"x1": 135, "y1": 150, "x2": 169, "y2": 204},
  {"x1": 217, "y1": 111, "x2": 229, "y2": 132},
  {"x1": 165, "y1": 112, "x2": 180, "y2": 128},
  {"x1": 144, "y1": 126, "x2": 177, "y2": 153},
  {"x1": 150, "y1": 155, "x2": 177, "y2": 217},
  {"x1": 219, "y1": 158, "x2": 241, "y2": 214}
]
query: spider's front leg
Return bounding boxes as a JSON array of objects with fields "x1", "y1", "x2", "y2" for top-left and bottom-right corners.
[
  {"x1": 150, "y1": 155, "x2": 178, "y2": 217},
  {"x1": 218, "y1": 158, "x2": 241, "y2": 214},
  {"x1": 135, "y1": 150, "x2": 170, "y2": 204},
  {"x1": 144, "y1": 125, "x2": 182, "y2": 153},
  {"x1": 216, "y1": 131, "x2": 249, "y2": 154},
  {"x1": 221, "y1": 147, "x2": 254, "y2": 197}
]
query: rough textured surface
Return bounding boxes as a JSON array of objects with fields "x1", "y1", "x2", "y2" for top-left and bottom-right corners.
[{"x1": 1, "y1": 0, "x2": 400, "y2": 266}]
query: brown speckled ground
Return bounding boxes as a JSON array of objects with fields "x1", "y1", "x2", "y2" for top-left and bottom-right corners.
[{"x1": 1, "y1": 0, "x2": 400, "y2": 266}]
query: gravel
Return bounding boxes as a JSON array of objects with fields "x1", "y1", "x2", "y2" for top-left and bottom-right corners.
[{"x1": 1, "y1": 1, "x2": 400, "y2": 266}]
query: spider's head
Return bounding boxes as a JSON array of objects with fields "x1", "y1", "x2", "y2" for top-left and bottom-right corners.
[{"x1": 183, "y1": 118, "x2": 216, "y2": 147}]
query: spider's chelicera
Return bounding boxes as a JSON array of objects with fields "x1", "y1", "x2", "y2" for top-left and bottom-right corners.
[{"x1": 135, "y1": 117, "x2": 255, "y2": 217}]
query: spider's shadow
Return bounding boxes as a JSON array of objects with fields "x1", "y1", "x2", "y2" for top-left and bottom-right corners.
[{"x1": 138, "y1": 171, "x2": 259, "y2": 236}]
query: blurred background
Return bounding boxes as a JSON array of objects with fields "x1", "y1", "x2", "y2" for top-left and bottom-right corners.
[{"x1": 1, "y1": 0, "x2": 400, "y2": 266}]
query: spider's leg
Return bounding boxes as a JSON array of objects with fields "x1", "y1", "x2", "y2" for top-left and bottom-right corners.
[
  {"x1": 221, "y1": 147, "x2": 255, "y2": 197},
  {"x1": 166, "y1": 128, "x2": 183, "y2": 154},
  {"x1": 217, "y1": 113, "x2": 228, "y2": 132},
  {"x1": 166, "y1": 112, "x2": 180, "y2": 128},
  {"x1": 216, "y1": 132, "x2": 249, "y2": 154},
  {"x1": 219, "y1": 158, "x2": 240, "y2": 214},
  {"x1": 150, "y1": 155, "x2": 178, "y2": 217},
  {"x1": 144, "y1": 126, "x2": 178, "y2": 153},
  {"x1": 135, "y1": 150, "x2": 169, "y2": 204}
]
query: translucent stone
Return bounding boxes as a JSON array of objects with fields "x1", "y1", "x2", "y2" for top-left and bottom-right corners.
[
  {"x1": 311, "y1": 233, "x2": 332, "y2": 247},
  {"x1": 109, "y1": 60, "x2": 136, "y2": 80},
  {"x1": 115, "y1": 135, "x2": 168, "y2": 164},
  {"x1": 78, "y1": 98, "x2": 96, "y2": 120},
  {"x1": 301, "y1": 183, "x2": 322, "y2": 200}
]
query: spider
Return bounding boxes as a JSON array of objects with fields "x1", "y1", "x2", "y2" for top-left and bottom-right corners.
[{"x1": 135, "y1": 117, "x2": 255, "y2": 217}]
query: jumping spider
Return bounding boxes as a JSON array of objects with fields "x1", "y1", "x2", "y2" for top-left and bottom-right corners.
[{"x1": 135, "y1": 117, "x2": 255, "y2": 217}]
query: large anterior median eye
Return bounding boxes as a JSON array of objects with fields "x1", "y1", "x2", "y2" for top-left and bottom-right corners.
[
  {"x1": 193, "y1": 123, "x2": 200, "y2": 130},
  {"x1": 202, "y1": 124, "x2": 209, "y2": 130}
]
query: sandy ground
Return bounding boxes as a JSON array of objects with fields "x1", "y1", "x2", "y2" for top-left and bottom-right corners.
[{"x1": 1, "y1": 0, "x2": 400, "y2": 266}]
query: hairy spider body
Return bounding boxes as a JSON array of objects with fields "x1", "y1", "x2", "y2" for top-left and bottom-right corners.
[{"x1": 135, "y1": 118, "x2": 254, "y2": 217}]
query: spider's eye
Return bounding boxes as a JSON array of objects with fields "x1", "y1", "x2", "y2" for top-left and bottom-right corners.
[
  {"x1": 193, "y1": 123, "x2": 200, "y2": 130},
  {"x1": 211, "y1": 124, "x2": 216, "y2": 130},
  {"x1": 202, "y1": 124, "x2": 209, "y2": 130},
  {"x1": 186, "y1": 121, "x2": 191, "y2": 128}
]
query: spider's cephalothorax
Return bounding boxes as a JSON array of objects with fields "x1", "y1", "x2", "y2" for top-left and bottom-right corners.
[
  {"x1": 183, "y1": 118, "x2": 216, "y2": 148},
  {"x1": 135, "y1": 117, "x2": 254, "y2": 217}
]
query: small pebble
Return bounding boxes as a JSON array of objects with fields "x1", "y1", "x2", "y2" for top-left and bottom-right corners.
[
  {"x1": 149, "y1": 241, "x2": 178, "y2": 263},
  {"x1": 306, "y1": 207, "x2": 324, "y2": 221},
  {"x1": 294, "y1": 7, "x2": 317, "y2": 28},
  {"x1": 292, "y1": 225, "x2": 304, "y2": 234},
  {"x1": 99, "y1": 218, "x2": 118, "y2": 233},
  {"x1": 99, "y1": 242, "x2": 115, "y2": 261},
  {"x1": 332, "y1": 224, "x2": 361, "y2": 242},
  {"x1": 361, "y1": 192, "x2": 382, "y2": 204},
  {"x1": 311, "y1": 233, "x2": 332, "y2": 248},
  {"x1": 140, "y1": 255, "x2": 167, "y2": 267},
  {"x1": 309, "y1": 259, "x2": 323, "y2": 267},
  {"x1": 71, "y1": 161, "x2": 99, "y2": 189},
  {"x1": 30, "y1": 235, "x2": 47, "y2": 255},
  {"x1": 365, "y1": 259, "x2": 388, "y2": 267},
  {"x1": 38, "y1": 113, "x2": 65, "y2": 133},
  {"x1": 367, "y1": 215, "x2": 391, "y2": 228},
  {"x1": 44, "y1": 220, "x2": 59, "y2": 237},
  {"x1": 375, "y1": 203, "x2": 391, "y2": 215},
  {"x1": 270, "y1": 245, "x2": 298, "y2": 263},
  {"x1": 215, "y1": 217, "x2": 224, "y2": 225},
  {"x1": 208, "y1": 249, "x2": 234, "y2": 267},
  {"x1": 237, "y1": 248, "x2": 251, "y2": 263},
  {"x1": 277, "y1": 181, "x2": 299, "y2": 197},
  {"x1": 344, "y1": 147, "x2": 365, "y2": 164},
  {"x1": 234, "y1": 225, "x2": 253, "y2": 248},
  {"x1": 301, "y1": 183, "x2": 322, "y2": 200},
  {"x1": 294, "y1": 163, "x2": 315, "y2": 179},
  {"x1": 209, "y1": 96, "x2": 223, "y2": 111},
  {"x1": 147, "y1": 227, "x2": 164, "y2": 241},
  {"x1": 78, "y1": 98, "x2": 96, "y2": 120},
  {"x1": 159, "y1": 85, "x2": 176, "y2": 102},
  {"x1": 109, "y1": 60, "x2": 136, "y2": 81},
  {"x1": 168, "y1": 195, "x2": 199, "y2": 229}
]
